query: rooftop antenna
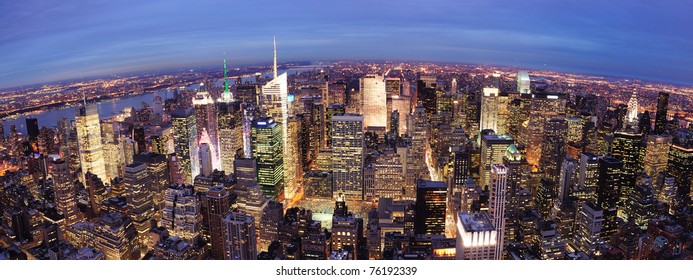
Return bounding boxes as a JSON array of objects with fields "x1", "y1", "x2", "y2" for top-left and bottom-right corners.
[
  {"x1": 273, "y1": 35, "x2": 278, "y2": 79},
  {"x1": 223, "y1": 52, "x2": 229, "y2": 94}
]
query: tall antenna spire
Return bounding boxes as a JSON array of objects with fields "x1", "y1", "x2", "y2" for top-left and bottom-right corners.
[
  {"x1": 223, "y1": 55, "x2": 229, "y2": 93},
  {"x1": 82, "y1": 90, "x2": 87, "y2": 108},
  {"x1": 273, "y1": 35, "x2": 278, "y2": 79}
]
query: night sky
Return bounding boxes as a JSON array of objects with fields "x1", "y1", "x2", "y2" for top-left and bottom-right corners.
[{"x1": 1, "y1": 0, "x2": 691, "y2": 89}]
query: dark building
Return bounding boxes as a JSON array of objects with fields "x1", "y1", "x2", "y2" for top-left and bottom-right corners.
[
  {"x1": 133, "y1": 126, "x2": 146, "y2": 154},
  {"x1": 596, "y1": 156, "x2": 623, "y2": 236},
  {"x1": 417, "y1": 80, "x2": 437, "y2": 117},
  {"x1": 414, "y1": 180, "x2": 447, "y2": 235},
  {"x1": 206, "y1": 186, "x2": 230, "y2": 260},
  {"x1": 654, "y1": 92, "x2": 669, "y2": 135},
  {"x1": 611, "y1": 130, "x2": 644, "y2": 204},
  {"x1": 26, "y1": 117, "x2": 39, "y2": 153}
]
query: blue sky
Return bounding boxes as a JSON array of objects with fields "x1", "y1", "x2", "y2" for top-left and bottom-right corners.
[{"x1": 1, "y1": 0, "x2": 692, "y2": 88}]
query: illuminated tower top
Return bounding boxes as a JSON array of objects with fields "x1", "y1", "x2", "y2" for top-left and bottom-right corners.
[
  {"x1": 221, "y1": 57, "x2": 234, "y2": 102},
  {"x1": 626, "y1": 91, "x2": 638, "y2": 124}
]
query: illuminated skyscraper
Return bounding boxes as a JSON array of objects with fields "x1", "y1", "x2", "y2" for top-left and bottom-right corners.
[
  {"x1": 251, "y1": 117, "x2": 284, "y2": 199},
  {"x1": 517, "y1": 71, "x2": 530, "y2": 94},
  {"x1": 405, "y1": 103, "x2": 430, "y2": 200},
  {"x1": 523, "y1": 92, "x2": 566, "y2": 166},
  {"x1": 541, "y1": 119, "x2": 568, "y2": 183},
  {"x1": 480, "y1": 134, "x2": 513, "y2": 188},
  {"x1": 667, "y1": 137, "x2": 692, "y2": 214},
  {"x1": 162, "y1": 184, "x2": 202, "y2": 243},
  {"x1": 223, "y1": 210, "x2": 257, "y2": 260},
  {"x1": 360, "y1": 74, "x2": 387, "y2": 129},
  {"x1": 193, "y1": 90, "x2": 219, "y2": 170},
  {"x1": 93, "y1": 212, "x2": 140, "y2": 260},
  {"x1": 172, "y1": 108, "x2": 199, "y2": 184},
  {"x1": 573, "y1": 201, "x2": 604, "y2": 256},
  {"x1": 124, "y1": 162, "x2": 154, "y2": 255},
  {"x1": 326, "y1": 104, "x2": 346, "y2": 147},
  {"x1": 50, "y1": 159, "x2": 80, "y2": 227},
  {"x1": 654, "y1": 92, "x2": 669, "y2": 135},
  {"x1": 455, "y1": 211, "x2": 498, "y2": 260},
  {"x1": 643, "y1": 135, "x2": 672, "y2": 177},
  {"x1": 488, "y1": 164, "x2": 508, "y2": 259},
  {"x1": 75, "y1": 104, "x2": 107, "y2": 182},
  {"x1": 578, "y1": 152, "x2": 601, "y2": 201},
  {"x1": 331, "y1": 114, "x2": 364, "y2": 200},
  {"x1": 262, "y1": 38, "x2": 291, "y2": 200},
  {"x1": 480, "y1": 87, "x2": 499, "y2": 134},
  {"x1": 373, "y1": 151, "x2": 404, "y2": 200},
  {"x1": 199, "y1": 143, "x2": 213, "y2": 177},
  {"x1": 133, "y1": 152, "x2": 170, "y2": 221},
  {"x1": 217, "y1": 58, "x2": 244, "y2": 173},
  {"x1": 625, "y1": 92, "x2": 639, "y2": 124}
]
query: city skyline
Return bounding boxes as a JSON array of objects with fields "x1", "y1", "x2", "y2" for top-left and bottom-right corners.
[
  {"x1": 2, "y1": 0, "x2": 693, "y2": 89},
  {"x1": 1, "y1": 0, "x2": 692, "y2": 263}
]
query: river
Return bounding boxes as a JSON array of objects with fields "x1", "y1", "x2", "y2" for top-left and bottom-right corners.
[{"x1": 2, "y1": 65, "x2": 325, "y2": 137}]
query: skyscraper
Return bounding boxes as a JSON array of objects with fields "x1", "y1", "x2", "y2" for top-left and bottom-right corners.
[
  {"x1": 596, "y1": 156, "x2": 623, "y2": 236},
  {"x1": 251, "y1": 117, "x2": 284, "y2": 199},
  {"x1": 193, "y1": 90, "x2": 219, "y2": 170},
  {"x1": 517, "y1": 71, "x2": 530, "y2": 94},
  {"x1": 206, "y1": 186, "x2": 230, "y2": 260},
  {"x1": 417, "y1": 77, "x2": 437, "y2": 117},
  {"x1": 172, "y1": 108, "x2": 199, "y2": 184},
  {"x1": 643, "y1": 135, "x2": 672, "y2": 177},
  {"x1": 523, "y1": 92, "x2": 567, "y2": 166},
  {"x1": 654, "y1": 92, "x2": 669, "y2": 135},
  {"x1": 455, "y1": 211, "x2": 498, "y2": 260},
  {"x1": 480, "y1": 134, "x2": 513, "y2": 188},
  {"x1": 50, "y1": 159, "x2": 79, "y2": 227},
  {"x1": 223, "y1": 210, "x2": 257, "y2": 260},
  {"x1": 573, "y1": 201, "x2": 604, "y2": 256},
  {"x1": 405, "y1": 103, "x2": 430, "y2": 199},
  {"x1": 262, "y1": 38, "x2": 291, "y2": 201},
  {"x1": 26, "y1": 117, "x2": 39, "y2": 153},
  {"x1": 667, "y1": 136, "x2": 692, "y2": 214},
  {"x1": 480, "y1": 87, "x2": 499, "y2": 134},
  {"x1": 162, "y1": 184, "x2": 202, "y2": 243},
  {"x1": 199, "y1": 143, "x2": 213, "y2": 177},
  {"x1": 625, "y1": 92, "x2": 639, "y2": 124},
  {"x1": 331, "y1": 114, "x2": 365, "y2": 200},
  {"x1": 611, "y1": 130, "x2": 644, "y2": 209},
  {"x1": 578, "y1": 152, "x2": 601, "y2": 200},
  {"x1": 93, "y1": 212, "x2": 140, "y2": 260},
  {"x1": 414, "y1": 180, "x2": 447, "y2": 235},
  {"x1": 360, "y1": 74, "x2": 387, "y2": 129},
  {"x1": 540, "y1": 119, "x2": 568, "y2": 183},
  {"x1": 124, "y1": 162, "x2": 154, "y2": 255},
  {"x1": 488, "y1": 164, "x2": 508, "y2": 259},
  {"x1": 75, "y1": 104, "x2": 107, "y2": 182},
  {"x1": 217, "y1": 59, "x2": 244, "y2": 173},
  {"x1": 373, "y1": 151, "x2": 404, "y2": 200}
]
